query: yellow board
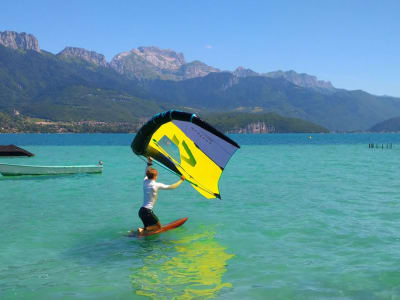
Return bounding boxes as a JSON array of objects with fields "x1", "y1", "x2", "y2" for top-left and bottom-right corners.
[{"x1": 148, "y1": 122, "x2": 222, "y2": 199}]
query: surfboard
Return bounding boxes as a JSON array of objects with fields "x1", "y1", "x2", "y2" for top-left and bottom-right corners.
[{"x1": 128, "y1": 217, "x2": 188, "y2": 237}]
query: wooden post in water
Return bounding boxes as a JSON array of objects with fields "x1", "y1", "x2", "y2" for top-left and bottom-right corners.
[{"x1": 368, "y1": 143, "x2": 393, "y2": 149}]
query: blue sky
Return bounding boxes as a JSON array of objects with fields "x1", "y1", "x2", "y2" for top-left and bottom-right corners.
[{"x1": 1, "y1": 0, "x2": 399, "y2": 97}]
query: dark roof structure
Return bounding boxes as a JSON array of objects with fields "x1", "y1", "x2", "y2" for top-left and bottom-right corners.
[{"x1": 0, "y1": 145, "x2": 34, "y2": 156}]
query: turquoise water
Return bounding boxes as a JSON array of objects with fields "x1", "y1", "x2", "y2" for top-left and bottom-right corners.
[{"x1": 1, "y1": 134, "x2": 400, "y2": 299}]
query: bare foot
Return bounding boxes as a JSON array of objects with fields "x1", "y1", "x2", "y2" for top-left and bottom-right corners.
[{"x1": 137, "y1": 228, "x2": 144, "y2": 234}]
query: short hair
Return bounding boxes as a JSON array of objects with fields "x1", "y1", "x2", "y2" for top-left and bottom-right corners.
[{"x1": 146, "y1": 167, "x2": 158, "y2": 179}]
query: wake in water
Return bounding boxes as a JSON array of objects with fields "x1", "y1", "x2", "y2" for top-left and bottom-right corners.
[{"x1": 131, "y1": 230, "x2": 234, "y2": 299}]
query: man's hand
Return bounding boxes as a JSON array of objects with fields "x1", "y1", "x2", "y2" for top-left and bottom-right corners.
[
  {"x1": 148, "y1": 157, "x2": 153, "y2": 163},
  {"x1": 180, "y1": 175, "x2": 185, "y2": 181}
]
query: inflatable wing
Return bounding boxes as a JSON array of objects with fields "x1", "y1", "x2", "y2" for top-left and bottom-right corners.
[{"x1": 131, "y1": 110, "x2": 240, "y2": 199}]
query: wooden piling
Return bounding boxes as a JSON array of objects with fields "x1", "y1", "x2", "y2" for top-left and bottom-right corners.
[{"x1": 368, "y1": 143, "x2": 393, "y2": 150}]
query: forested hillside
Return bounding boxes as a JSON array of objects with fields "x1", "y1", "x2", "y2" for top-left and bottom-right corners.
[{"x1": 2, "y1": 31, "x2": 400, "y2": 132}]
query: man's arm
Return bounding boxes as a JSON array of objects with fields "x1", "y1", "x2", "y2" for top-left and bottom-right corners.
[
  {"x1": 166, "y1": 176, "x2": 185, "y2": 190},
  {"x1": 144, "y1": 157, "x2": 153, "y2": 177},
  {"x1": 157, "y1": 176, "x2": 185, "y2": 190}
]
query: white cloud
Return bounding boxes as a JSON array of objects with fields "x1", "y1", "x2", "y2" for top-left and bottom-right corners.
[{"x1": 205, "y1": 45, "x2": 213, "y2": 49}]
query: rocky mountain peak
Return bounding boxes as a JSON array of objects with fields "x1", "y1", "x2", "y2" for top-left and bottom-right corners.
[
  {"x1": 0, "y1": 30, "x2": 40, "y2": 52},
  {"x1": 180, "y1": 60, "x2": 219, "y2": 79},
  {"x1": 233, "y1": 66, "x2": 259, "y2": 77},
  {"x1": 264, "y1": 70, "x2": 334, "y2": 89},
  {"x1": 57, "y1": 47, "x2": 108, "y2": 67},
  {"x1": 110, "y1": 46, "x2": 217, "y2": 80},
  {"x1": 132, "y1": 46, "x2": 186, "y2": 70}
]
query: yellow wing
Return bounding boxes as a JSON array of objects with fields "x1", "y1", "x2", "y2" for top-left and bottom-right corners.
[
  {"x1": 149, "y1": 122, "x2": 222, "y2": 199},
  {"x1": 131, "y1": 110, "x2": 240, "y2": 199}
]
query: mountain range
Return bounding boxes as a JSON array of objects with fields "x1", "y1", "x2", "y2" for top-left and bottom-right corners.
[
  {"x1": 1, "y1": 30, "x2": 400, "y2": 132},
  {"x1": 369, "y1": 116, "x2": 400, "y2": 132}
]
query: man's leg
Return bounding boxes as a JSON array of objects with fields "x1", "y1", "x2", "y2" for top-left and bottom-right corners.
[{"x1": 144, "y1": 221, "x2": 162, "y2": 232}]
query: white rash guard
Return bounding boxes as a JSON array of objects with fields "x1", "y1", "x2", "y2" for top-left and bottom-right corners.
[
  {"x1": 142, "y1": 164, "x2": 184, "y2": 209},
  {"x1": 142, "y1": 177, "x2": 170, "y2": 209}
]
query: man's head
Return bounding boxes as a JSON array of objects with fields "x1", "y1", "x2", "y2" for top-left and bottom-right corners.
[{"x1": 146, "y1": 167, "x2": 158, "y2": 180}]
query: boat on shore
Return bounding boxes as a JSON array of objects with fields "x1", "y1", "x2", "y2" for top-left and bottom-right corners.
[{"x1": 0, "y1": 162, "x2": 103, "y2": 176}]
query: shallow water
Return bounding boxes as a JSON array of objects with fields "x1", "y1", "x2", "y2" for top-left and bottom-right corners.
[{"x1": 1, "y1": 134, "x2": 400, "y2": 299}]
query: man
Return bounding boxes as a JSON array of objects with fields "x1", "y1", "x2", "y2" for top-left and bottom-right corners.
[{"x1": 137, "y1": 157, "x2": 185, "y2": 235}]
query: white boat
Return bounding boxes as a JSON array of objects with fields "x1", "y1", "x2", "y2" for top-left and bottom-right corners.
[{"x1": 0, "y1": 162, "x2": 103, "y2": 176}]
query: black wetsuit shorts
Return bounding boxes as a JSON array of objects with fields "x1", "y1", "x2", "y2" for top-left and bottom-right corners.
[{"x1": 138, "y1": 207, "x2": 159, "y2": 227}]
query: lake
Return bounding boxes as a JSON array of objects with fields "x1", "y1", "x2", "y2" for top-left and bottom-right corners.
[{"x1": 1, "y1": 133, "x2": 400, "y2": 299}]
